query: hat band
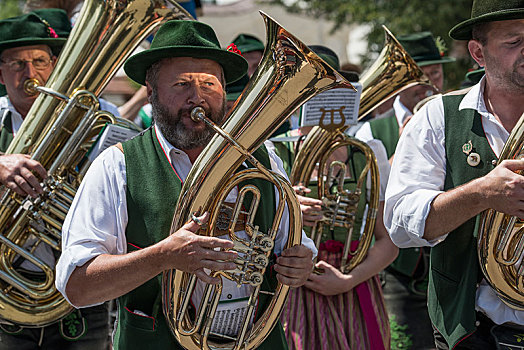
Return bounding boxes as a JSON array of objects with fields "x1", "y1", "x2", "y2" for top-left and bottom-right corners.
[{"x1": 411, "y1": 53, "x2": 443, "y2": 63}]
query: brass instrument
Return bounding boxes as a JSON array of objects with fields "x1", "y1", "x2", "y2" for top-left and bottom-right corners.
[
  {"x1": 162, "y1": 12, "x2": 353, "y2": 350},
  {"x1": 290, "y1": 26, "x2": 436, "y2": 273},
  {"x1": 0, "y1": 0, "x2": 191, "y2": 327},
  {"x1": 478, "y1": 112, "x2": 524, "y2": 310}
]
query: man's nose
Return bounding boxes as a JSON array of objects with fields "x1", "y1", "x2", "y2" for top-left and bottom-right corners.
[
  {"x1": 187, "y1": 85, "x2": 205, "y2": 105},
  {"x1": 24, "y1": 61, "x2": 38, "y2": 78}
]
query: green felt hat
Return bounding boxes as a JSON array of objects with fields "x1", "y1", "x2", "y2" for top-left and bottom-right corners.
[
  {"x1": 232, "y1": 33, "x2": 264, "y2": 54},
  {"x1": 309, "y1": 45, "x2": 340, "y2": 70},
  {"x1": 30, "y1": 9, "x2": 72, "y2": 39},
  {"x1": 450, "y1": 0, "x2": 524, "y2": 40},
  {"x1": 398, "y1": 32, "x2": 455, "y2": 67},
  {"x1": 125, "y1": 20, "x2": 248, "y2": 86},
  {"x1": 465, "y1": 67, "x2": 485, "y2": 84},
  {"x1": 0, "y1": 11, "x2": 68, "y2": 56},
  {"x1": 226, "y1": 74, "x2": 249, "y2": 101}
]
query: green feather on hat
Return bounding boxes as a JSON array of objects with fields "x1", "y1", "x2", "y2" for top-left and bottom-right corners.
[{"x1": 397, "y1": 32, "x2": 455, "y2": 67}]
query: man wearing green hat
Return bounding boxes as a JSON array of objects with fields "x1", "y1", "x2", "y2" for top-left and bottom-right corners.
[
  {"x1": 57, "y1": 19, "x2": 316, "y2": 350},
  {"x1": 385, "y1": 0, "x2": 524, "y2": 348},
  {"x1": 0, "y1": 9, "x2": 111, "y2": 350},
  {"x1": 231, "y1": 33, "x2": 265, "y2": 77}
]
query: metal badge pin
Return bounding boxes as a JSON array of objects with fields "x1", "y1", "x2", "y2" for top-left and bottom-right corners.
[
  {"x1": 467, "y1": 152, "x2": 481, "y2": 167},
  {"x1": 462, "y1": 140, "x2": 473, "y2": 155}
]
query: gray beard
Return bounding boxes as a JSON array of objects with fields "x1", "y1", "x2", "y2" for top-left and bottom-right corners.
[{"x1": 150, "y1": 89, "x2": 226, "y2": 150}]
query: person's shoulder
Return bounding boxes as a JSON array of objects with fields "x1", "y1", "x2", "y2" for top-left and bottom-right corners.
[{"x1": 99, "y1": 98, "x2": 121, "y2": 117}]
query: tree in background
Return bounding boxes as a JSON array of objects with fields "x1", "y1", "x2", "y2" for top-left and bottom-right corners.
[
  {"x1": 0, "y1": 0, "x2": 23, "y2": 20},
  {"x1": 266, "y1": 0, "x2": 475, "y2": 90}
]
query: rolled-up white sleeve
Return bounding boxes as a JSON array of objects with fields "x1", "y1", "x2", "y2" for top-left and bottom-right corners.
[
  {"x1": 56, "y1": 147, "x2": 128, "y2": 306},
  {"x1": 384, "y1": 97, "x2": 448, "y2": 248},
  {"x1": 265, "y1": 141, "x2": 318, "y2": 257}
]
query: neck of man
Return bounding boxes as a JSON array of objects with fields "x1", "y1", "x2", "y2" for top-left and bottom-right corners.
[
  {"x1": 183, "y1": 146, "x2": 206, "y2": 164},
  {"x1": 483, "y1": 80, "x2": 524, "y2": 133}
]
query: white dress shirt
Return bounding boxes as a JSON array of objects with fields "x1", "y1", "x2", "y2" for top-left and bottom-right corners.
[
  {"x1": 56, "y1": 126, "x2": 317, "y2": 308},
  {"x1": 384, "y1": 78, "x2": 524, "y2": 325}
]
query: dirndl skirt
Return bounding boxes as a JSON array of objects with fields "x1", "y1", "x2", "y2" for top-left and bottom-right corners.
[{"x1": 280, "y1": 249, "x2": 390, "y2": 350}]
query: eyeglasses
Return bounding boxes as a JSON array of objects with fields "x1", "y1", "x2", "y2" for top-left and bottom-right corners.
[{"x1": 0, "y1": 57, "x2": 53, "y2": 72}]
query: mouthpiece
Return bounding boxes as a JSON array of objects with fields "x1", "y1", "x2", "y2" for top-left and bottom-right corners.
[
  {"x1": 191, "y1": 107, "x2": 205, "y2": 122},
  {"x1": 23, "y1": 78, "x2": 41, "y2": 96}
]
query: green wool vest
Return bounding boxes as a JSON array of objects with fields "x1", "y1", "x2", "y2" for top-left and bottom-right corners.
[
  {"x1": 0, "y1": 110, "x2": 14, "y2": 153},
  {"x1": 115, "y1": 127, "x2": 288, "y2": 350},
  {"x1": 369, "y1": 112, "x2": 399, "y2": 159},
  {"x1": 428, "y1": 90, "x2": 497, "y2": 348}
]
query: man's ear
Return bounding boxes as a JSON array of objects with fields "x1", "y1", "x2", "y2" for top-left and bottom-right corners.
[
  {"x1": 0, "y1": 68, "x2": 5, "y2": 85},
  {"x1": 468, "y1": 39, "x2": 485, "y2": 68}
]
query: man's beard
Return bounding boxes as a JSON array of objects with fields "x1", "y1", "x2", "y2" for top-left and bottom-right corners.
[{"x1": 151, "y1": 89, "x2": 227, "y2": 150}]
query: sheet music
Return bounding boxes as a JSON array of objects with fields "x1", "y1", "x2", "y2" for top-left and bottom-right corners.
[
  {"x1": 300, "y1": 83, "x2": 362, "y2": 127},
  {"x1": 87, "y1": 124, "x2": 140, "y2": 161}
]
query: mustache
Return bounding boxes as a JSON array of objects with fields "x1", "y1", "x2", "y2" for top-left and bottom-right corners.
[{"x1": 178, "y1": 106, "x2": 212, "y2": 119}]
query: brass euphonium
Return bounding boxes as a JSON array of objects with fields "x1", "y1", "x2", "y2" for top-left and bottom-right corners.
[
  {"x1": 478, "y1": 112, "x2": 524, "y2": 310},
  {"x1": 162, "y1": 12, "x2": 353, "y2": 350},
  {"x1": 0, "y1": 0, "x2": 191, "y2": 327},
  {"x1": 290, "y1": 26, "x2": 436, "y2": 273}
]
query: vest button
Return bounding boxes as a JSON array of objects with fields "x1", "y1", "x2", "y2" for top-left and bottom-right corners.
[
  {"x1": 492, "y1": 160, "x2": 497, "y2": 166},
  {"x1": 475, "y1": 320, "x2": 480, "y2": 327}
]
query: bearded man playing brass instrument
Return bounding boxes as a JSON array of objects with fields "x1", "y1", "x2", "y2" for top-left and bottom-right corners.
[
  {"x1": 385, "y1": 0, "x2": 524, "y2": 348},
  {"x1": 0, "y1": 9, "x2": 113, "y2": 350},
  {"x1": 56, "y1": 20, "x2": 316, "y2": 349}
]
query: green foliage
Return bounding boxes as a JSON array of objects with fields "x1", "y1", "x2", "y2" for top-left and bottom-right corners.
[
  {"x1": 0, "y1": 0, "x2": 23, "y2": 20},
  {"x1": 389, "y1": 315, "x2": 413, "y2": 350},
  {"x1": 266, "y1": 0, "x2": 477, "y2": 89}
]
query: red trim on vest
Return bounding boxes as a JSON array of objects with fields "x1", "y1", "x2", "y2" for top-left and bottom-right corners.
[
  {"x1": 154, "y1": 126, "x2": 183, "y2": 184},
  {"x1": 124, "y1": 306, "x2": 156, "y2": 330},
  {"x1": 127, "y1": 242, "x2": 143, "y2": 250}
]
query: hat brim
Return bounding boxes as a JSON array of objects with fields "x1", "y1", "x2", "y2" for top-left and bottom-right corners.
[
  {"x1": 0, "y1": 37, "x2": 66, "y2": 55},
  {"x1": 124, "y1": 46, "x2": 248, "y2": 86},
  {"x1": 450, "y1": 9, "x2": 524, "y2": 40},
  {"x1": 417, "y1": 56, "x2": 456, "y2": 67}
]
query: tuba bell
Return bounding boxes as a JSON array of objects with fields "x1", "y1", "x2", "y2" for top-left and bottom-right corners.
[
  {"x1": 0, "y1": 0, "x2": 192, "y2": 327},
  {"x1": 478, "y1": 112, "x2": 524, "y2": 310},
  {"x1": 161, "y1": 12, "x2": 354, "y2": 350},
  {"x1": 290, "y1": 26, "x2": 436, "y2": 273}
]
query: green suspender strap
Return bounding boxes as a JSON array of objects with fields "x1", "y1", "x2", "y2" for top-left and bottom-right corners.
[
  {"x1": 428, "y1": 90, "x2": 497, "y2": 348},
  {"x1": 115, "y1": 127, "x2": 287, "y2": 349},
  {"x1": 0, "y1": 109, "x2": 14, "y2": 152}
]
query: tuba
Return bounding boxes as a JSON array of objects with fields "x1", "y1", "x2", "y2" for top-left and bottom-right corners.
[
  {"x1": 478, "y1": 112, "x2": 524, "y2": 310},
  {"x1": 0, "y1": 0, "x2": 191, "y2": 327},
  {"x1": 290, "y1": 26, "x2": 436, "y2": 273},
  {"x1": 162, "y1": 12, "x2": 353, "y2": 350}
]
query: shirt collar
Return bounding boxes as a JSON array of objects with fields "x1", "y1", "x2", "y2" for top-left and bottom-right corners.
[
  {"x1": 154, "y1": 124, "x2": 186, "y2": 165},
  {"x1": 0, "y1": 96, "x2": 23, "y2": 135},
  {"x1": 459, "y1": 77, "x2": 499, "y2": 124},
  {"x1": 393, "y1": 95, "x2": 412, "y2": 126}
]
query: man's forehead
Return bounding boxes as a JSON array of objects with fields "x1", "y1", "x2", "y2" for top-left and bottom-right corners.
[
  {"x1": 160, "y1": 57, "x2": 223, "y2": 78},
  {"x1": 1, "y1": 44, "x2": 52, "y2": 58}
]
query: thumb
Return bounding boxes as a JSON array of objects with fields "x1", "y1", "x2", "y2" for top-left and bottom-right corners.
[
  {"x1": 501, "y1": 159, "x2": 524, "y2": 172},
  {"x1": 315, "y1": 260, "x2": 336, "y2": 272}
]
